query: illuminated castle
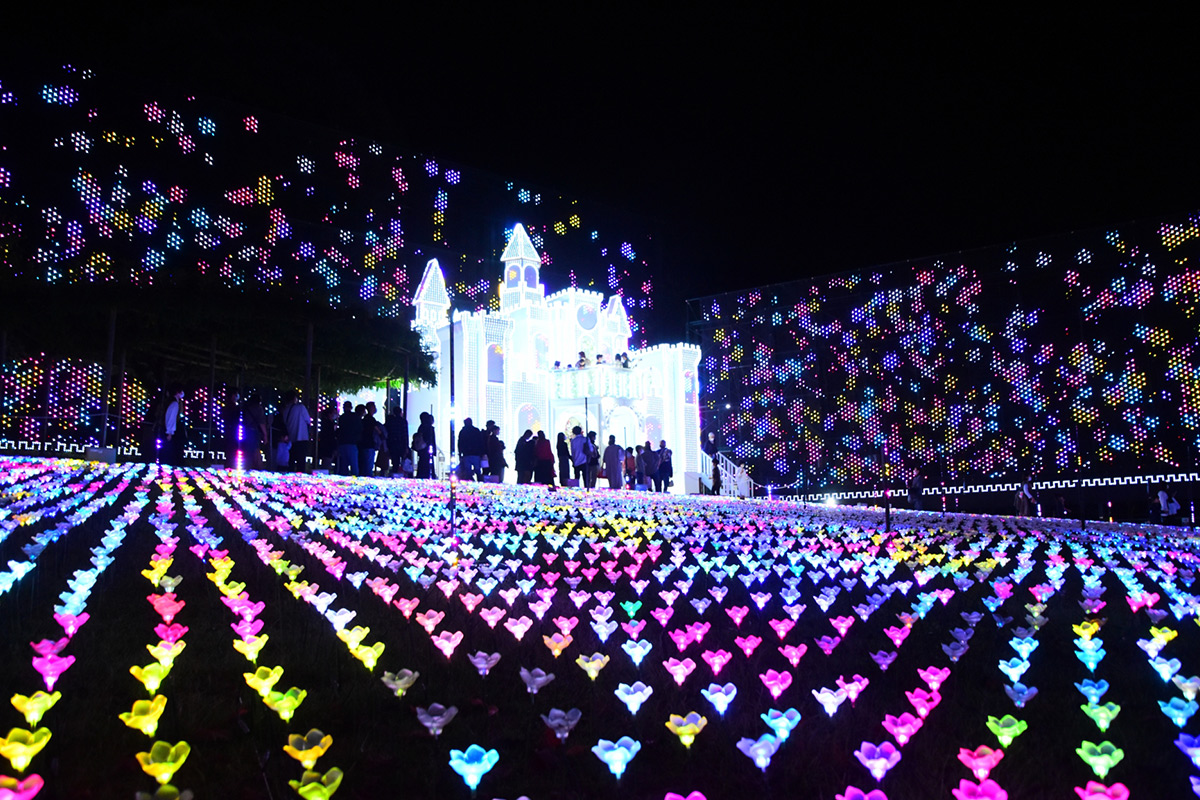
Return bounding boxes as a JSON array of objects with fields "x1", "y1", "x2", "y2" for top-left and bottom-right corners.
[{"x1": 407, "y1": 224, "x2": 702, "y2": 489}]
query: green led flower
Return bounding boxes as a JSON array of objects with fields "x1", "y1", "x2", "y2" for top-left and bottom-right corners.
[
  {"x1": 263, "y1": 687, "x2": 307, "y2": 722},
  {"x1": 1076, "y1": 740, "x2": 1124, "y2": 779},
  {"x1": 288, "y1": 767, "x2": 343, "y2": 800},
  {"x1": 0, "y1": 727, "x2": 52, "y2": 772},
  {"x1": 986, "y1": 714, "x2": 1027, "y2": 748},
  {"x1": 120, "y1": 695, "x2": 168, "y2": 737},
  {"x1": 1080, "y1": 702, "x2": 1121, "y2": 732}
]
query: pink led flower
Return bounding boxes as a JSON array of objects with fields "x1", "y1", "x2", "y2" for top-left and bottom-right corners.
[
  {"x1": 0, "y1": 773, "x2": 44, "y2": 799},
  {"x1": 760, "y1": 669, "x2": 792, "y2": 700},
  {"x1": 779, "y1": 643, "x2": 808, "y2": 667},
  {"x1": 734, "y1": 635, "x2": 762, "y2": 657},
  {"x1": 432, "y1": 630, "x2": 464, "y2": 658},
  {"x1": 504, "y1": 615, "x2": 534, "y2": 641},
  {"x1": 479, "y1": 607, "x2": 507, "y2": 628},
  {"x1": 884, "y1": 626, "x2": 910, "y2": 647},
  {"x1": 552, "y1": 616, "x2": 579, "y2": 636},
  {"x1": 702, "y1": 649, "x2": 733, "y2": 676},
  {"x1": 29, "y1": 639, "x2": 68, "y2": 658},
  {"x1": 153, "y1": 623, "x2": 188, "y2": 644},
  {"x1": 830, "y1": 615, "x2": 855, "y2": 636},
  {"x1": 53, "y1": 612, "x2": 88, "y2": 638},
  {"x1": 32, "y1": 653, "x2": 75, "y2": 691},
  {"x1": 232, "y1": 619, "x2": 264, "y2": 640},
  {"x1": 146, "y1": 593, "x2": 185, "y2": 624},
  {"x1": 769, "y1": 618, "x2": 795, "y2": 640},
  {"x1": 393, "y1": 597, "x2": 420, "y2": 618},
  {"x1": 543, "y1": 632, "x2": 573, "y2": 658},
  {"x1": 836, "y1": 786, "x2": 888, "y2": 800},
  {"x1": 837, "y1": 674, "x2": 870, "y2": 705},
  {"x1": 651, "y1": 607, "x2": 674, "y2": 627},
  {"x1": 726, "y1": 606, "x2": 749, "y2": 626},
  {"x1": 906, "y1": 687, "x2": 942, "y2": 718},
  {"x1": 664, "y1": 792, "x2": 707, "y2": 800},
  {"x1": 854, "y1": 740, "x2": 901, "y2": 782},
  {"x1": 1073, "y1": 781, "x2": 1130, "y2": 800},
  {"x1": 918, "y1": 665, "x2": 952, "y2": 692},
  {"x1": 669, "y1": 628, "x2": 695, "y2": 652},
  {"x1": 664, "y1": 658, "x2": 697, "y2": 686},
  {"x1": 957, "y1": 745, "x2": 1004, "y2": 781},
  {"x1": 415, "y1": 609, "x2": 445, "y2": 634},
  {"x1": 882, "y1": 712, "x2": 923, "y2": 747},
  {"x1": 951, "y1": 778, "x2": 1008, "y2": 800},
  {"x1": 623, "y1": 620, "x2": 648, "y2": 638}
]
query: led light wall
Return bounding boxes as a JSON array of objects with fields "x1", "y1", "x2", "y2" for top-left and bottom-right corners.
[{"x1": 692, "y1": 214, "x2": 1200, "y2": 493}]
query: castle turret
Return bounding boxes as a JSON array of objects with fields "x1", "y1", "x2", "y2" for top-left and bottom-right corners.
[{"x1": 499, "y1": 223, "x2": 544, "y2": 311}]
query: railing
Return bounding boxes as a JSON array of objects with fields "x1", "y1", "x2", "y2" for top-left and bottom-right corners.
[{"x1": 697, "y1": 449, "x2": 747, "y2": 497}]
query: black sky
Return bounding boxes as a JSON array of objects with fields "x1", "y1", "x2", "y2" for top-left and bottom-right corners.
[{"x1": 6, "y1": 7, "x2": 1199, "y2": 315}]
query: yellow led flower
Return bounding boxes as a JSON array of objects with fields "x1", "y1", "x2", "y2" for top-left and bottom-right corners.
[
  {"x1": 245, "y1": 666, "x2": 284, "y2": 697},
  {"x1": 270, "y1": 558, "x2": 292, "y2": 576},
  {"x1": 1073, "y1": 620, "x2": 1100, "y2": 639},
  {"x1": 0, "y1": 727, "x2": 51, "y2": 772},
  {"x1": 336, "y1": 626, "x2": 370, "y2": 649},
  {"x1": 665, "y1": 712, "x2": 707, "y2": 749},
  {"x1": 135, "y1": 740, "x2": 191, "y2": 785},
  {"x1": 10, "y1": 691, "x2": 60, "y2": 726},
  {"x1": 286, "y1": 580, "x2": 311, "y2": 600},
  {"x1": 219, "y1": 581, "x2": 247, "y2": 599},
  {"x1": 131, "y1": 662, "x2": 173, "y2": 694},
  {"x1": 120, "y1": 695, "x2": 168, "y2": 737},
  {"x1": 575, "y1": 652, "x2": 610, "y2": 681},
  {"x1": 263, "y1": 688, "x2": 307, "y2": 722},
  {"x1": 286, "y1": 564, "x2": 305, "y2": 581},
  {"x1": 148, "y1": 640, "x2": 186, "y2": 668},
  {"x1": 233, "y1": 634, "x2": 269, "y2": 664},
  {"x1": 349, "y1": 642, "x2": 384, "y2": 672},
  {"x1": 543, "y1": 632, "x2": 572, "y2": 658},
  {"x1": 284, "y1": 729, "x2": 333, "y2": 769},
  {"x1": 141, "y1": 561, "x2": 171, "y2": 586},
  {"x1": 288, "y1": 767, "x2": 343, "y2": 800},
  {"x1": 1149, "y1": 626, "x2": 1177, "y2": 645}
]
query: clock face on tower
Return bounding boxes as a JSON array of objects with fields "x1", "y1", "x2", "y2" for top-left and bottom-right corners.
[{"x1": 577, "y1": 304, "x2": 598, "y2": 330}]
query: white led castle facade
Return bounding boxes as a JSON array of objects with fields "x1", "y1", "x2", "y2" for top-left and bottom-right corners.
[{"x1": 407, "y1": 224, "x2": 702, "y2": 490}]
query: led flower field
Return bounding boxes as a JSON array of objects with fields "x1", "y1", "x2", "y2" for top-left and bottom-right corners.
[{"x1": 0, "y1": 456, "x2": 1197, "y2": 799}]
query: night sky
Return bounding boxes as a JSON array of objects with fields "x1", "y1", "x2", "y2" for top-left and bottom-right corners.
[{"x1": 5, "y1": 7, "x2": 1199, "y2": 330}]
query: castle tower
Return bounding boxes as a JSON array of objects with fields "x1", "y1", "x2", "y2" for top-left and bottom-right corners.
[{"x1": 499, "y1": 223, "x2": 544, "y2": 311}]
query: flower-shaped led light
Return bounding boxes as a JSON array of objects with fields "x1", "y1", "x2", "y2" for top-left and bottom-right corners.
[
  {"x1": 837, "y1": 674, "x2": 870, "y2": 705},
  {"x1": 1080, "y1": 702, "x2": 1120, "y2": 733},
  {"x1": 1176, "y1": 733, "x2": 1200, "y2": 769},
  {"x1": 0, "y1": 773, "x2": 44, "y2": 800},
  {"x1": 148, "y1": 640, "x2": 186, "y2": 668},
  {"x1": 575, "y1": 652, "x2": 609, "y2": 681},
  {"x1": 284, "y1": 729, "x2": 333, "y2": 769},
  {"x1": 233, "y1": 634, "x2": 268, "y2": 664},
  {"x1": 349, "y1": 641, "x2": 385, "y2": 671},
  {"x1": 1075, "y1": 741, "x2": 1124, "y2": 779},
  {"x1": 761, "y1": 707, "x2": 801, "y2": 741},
  {"x1": 1172, "y1": 674, "x2": 1200, "y2": 701},
  {"x1": 263, "y1": 688, "x2": 307, "y2": 722},
  {"x1": 813, "y1": 686, "x2": 848, "y2": 717},
  {"x1": 0, "y1": 728, "x2": 51, "y2": 773},
  {"x1": 760, "y1": 670, "x2": 792, "y2": 700},
  {"x1": 737, "y1": 734, "x2": 780, "y2": 772},
  {"x1": 592, "y1": 736, "x2": 641, "y2": 779},
  {"x1": 469, "y1": 651, "x2": 501, "y2": 678},
  {"x1": 10, "y1": 692, "x2": 60, "y2": 727},
  {"x1": 951, "y1": 777, "x2": 1008, "y2": 800},
  {"x1": 621, "y1": 638, "x2": 653, "y2": 667},
  {"x1": 701, "y1": 649, "x2": 732, "y2": 676},
  {"x1": 382, "y1": 669, "x2": 419, "y2": 698},
  {"x1": 882, "y1": 712, "x2": 923, "y2": 747},
  {"x1": 664, "y1": 658, "x2": 697, "y2": 686},
  {"x1": 131, "y1": 662, "x2": 172, "y2": 695},
  {"x1": 31, "y1": 654, "x2": 74, "y2": 692},
  {"x1": 666, "y1": 712, "x2": 707, "y2": 749},
  {"x1": 449, "y1": 744, "x2": 499, "y2": 793},
  {"x1": 614, "y1": 682, "x2": 654, "y2": 715},
  {"x1": 417, "y1": 704, "x2": 458, "y2": 738},
  {"x1": 520, "y1": 667, "x2": 555, "y2": 695},
  {"x1": 854, "y1": 740, "x2": 901, "y2": 782},
  {"x1": 986, "y1": 716, "x2": 1027, "y2": 748},
  {"x1": 906, "y1": 688, "x2": 942, "y2": 718},
  {"x1": 1158, "y1": 697, "x2": 1197, "y2": 728},
  {"x1": 1073, "y1": 780, "x2": 1130, "y2": 800},
  {"x1": 53, "y1": 612, "x2": 89, "y2": 638},
  {"x1": 288, "y1": 767, "x2": 343, "y2": 800},
  {"x1": 244, "y1": 666, "x2": 284, "y2": 697},
  {"x1": 543, "y1": 632, "x2": 572, "y2": 658},
  {"x1": 541, "y1": 708, "x2": 581, "y2": 742},
  {"x1": 918, "y1": 666, "x2": 951, "y2": 693},
  {"x1": 702, "y1": 683, "x2": 737, "y2": 716},
  {"x1": 1074, "y1": 679, "x2": 1109, "y2": 705},
  {"x1": 120, "y1": 695, "x2": 168, "y2": 737},
  {"x1": 136, "y1": 740, "x2": 191, "y2": 785},
  {"x1": 957, "y1": 745, "x2": 1003, "y2": 781}
]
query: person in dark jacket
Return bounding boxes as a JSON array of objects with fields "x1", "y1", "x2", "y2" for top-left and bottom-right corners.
[
  {"x1": 359, "y1": 402, "x2": 385, "y2": 477},
  {"x1": 416, "y1": 412, "x2": 436, "y2": 478},
  {"x1": 534, "y1": 430, "x2": 556, "y2": 485},
  {"x1": 485, "y1": 422, "x2": 508, "y2": 482},
  {"x1": 336, "y1": 401, "x2": 362, "y2": 476},
  {"x1": 556, "y1": 432, "x2": 571, "y2": 484},
  {"x1": 385, "y1": 403, "x2": 409, "y2": 477},
  {"x1": 457, "y1": 417, "x2": 486, "y2": 480},
  {"x1": 514, "y1": 429, "x2": 535, "y2": 484}
]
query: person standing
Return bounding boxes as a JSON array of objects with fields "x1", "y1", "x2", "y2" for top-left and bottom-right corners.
[
  {"x1": 242, "y1": 391, "x2": 268, "y2": 470},
  {"x1": 907, "y1": 468, "x2": 924, "y2": 511},
  {"x1": 570, "y1": 426, "x2": 588, "y2": 485},
  {"x1": 534, "y1": 430, "x2": 556, "y2": 485},
  {"x1": 336, "y1": 401, "x2": 361, "y2": 476},
  {"x1": 624, "y1": 446, "x2": 636, "y2": 489},
  {"x1": 556, "y1": 432, "x2": 571, "y2": 484},
  {"x1": 657, "y1": 440, "x2": 673, "y2": 492},
  {"x1": 385, "y1": 403, "x2": 409, "y2": 477},
  {"x1": 281, "y1": 390, "x2": 312, "y2": 473},
  {"x1": 416, "y1": 412, "x2": 437, "y2": 478},
  {"x1": 603, "y1": 435, "x2": 624, "y2": 489},
  {"x1": 160, "y1": 386, "x2": 186, "y2": 466},
  {"x1": 316, "y1": 405, "x2": 337, "y2": 471},
  {"x1": 359, "y1": 402, "x2": 384, "y2": 477},
  {"x1": 634, "y1": 444, "x2": 645, "y2": 487},
  {"x1": 585, "y1": 431, "x2": 600, "y2": 489},
  {"x1": 485, "y1": 422, "x2": 508, "y2": 483},
  {"x1": 514, "y1": 429, "x2": 535, "y2": 484},
  {"x1": 642, "y1": 440, "x2": 660, "y2": 492},
  {"x1": 457, "y1": 417, "x2": 485, "y2": 481}
]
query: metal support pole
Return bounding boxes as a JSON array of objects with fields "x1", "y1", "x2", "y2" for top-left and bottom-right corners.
[{"x1": 100, "y1": 308, "x2": 116, "y2": 448}]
